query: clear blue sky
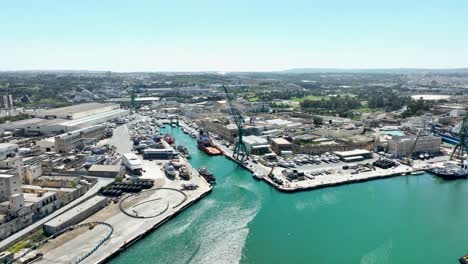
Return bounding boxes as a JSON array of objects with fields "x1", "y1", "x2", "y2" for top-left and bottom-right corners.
[{"x1": 1, "y1": 0, "x2": 468, "y2": 72}]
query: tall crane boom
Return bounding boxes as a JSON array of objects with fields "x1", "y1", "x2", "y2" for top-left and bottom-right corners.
[
  {"x1": 222, "y1": 85, "x2": 248, "y2": 162},
  {"x1": 402, "y1": 129, "x2": 422, "y2": 167},
  {"x1": 408, "y1": 129, "x2": 422, "y2": 159},
  {"x1": 451, "y1": 113, "x2": 468, "y2": 161},
  {"x1": 123, "y1": 83, "x2": 137, "y2": 112}
]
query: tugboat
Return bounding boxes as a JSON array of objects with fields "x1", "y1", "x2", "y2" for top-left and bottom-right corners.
[
  {"x1": 177, "y1": 145, "x2": 191, "y2": 159},
  {"x1": 197, "y1": 130, "x2": 223, "y2": 156},
  {"x1": 177, "y1": 145, "x2": 189, "y2": 154},
  {"x1": 198, "y1": 167, "x2": 216, "y2": 184},
  {"x1": 428, "y1": 161, "x2": 468, "y2": 180}
]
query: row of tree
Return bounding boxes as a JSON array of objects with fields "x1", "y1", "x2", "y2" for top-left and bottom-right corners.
[{"x1": 300, "y1": 95, "x2": 361, "y2": 114}]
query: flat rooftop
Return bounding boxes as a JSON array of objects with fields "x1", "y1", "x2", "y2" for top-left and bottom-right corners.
[
  {"x1": 45, "y1": 196, "x2": 107, "y2": 228},
  {"x1": 107, "y1": 97, "x2": 160, "y2": 102},
  {"x1": 271, "y1": 138, "x2": 292, "y2": 145},
  {"x1": 88, "y1": 164, "x2": 121, "y2": 172},
  {"x1": 23, "y1": 191, "x2": 56, "y2": 203},
  {"x1": 0, "y1": 174, "x2": 15, "y2": 179},
  {"x1": 0, "y1": 118, "x2": 66, "y2": 127},
  {"x1": 60, "y1": 109, "x2": 128, "y2": 127},
  {"x1": 22, "y1": 185, "x2": 76, "y2": 193},
  {"x1": 390, "y1": 135, "x2": 440, "y2": 143},
  {"x1": 244, "y1": 135, "x2": 268, "y2": 145},
  {"x1": 334, "y1": 149, "x2": 372, "y2": 157},
  {"x1": 38, "y1": 103, "x2": 116, "y2": 116}
]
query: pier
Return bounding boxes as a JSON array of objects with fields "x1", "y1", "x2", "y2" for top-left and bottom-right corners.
[
  {"x1": 19, "y1": 124, "x2": 212, "y2": 264},
  {"x1": 177, "y1": 121, "x2": 444, "y2": 193}
]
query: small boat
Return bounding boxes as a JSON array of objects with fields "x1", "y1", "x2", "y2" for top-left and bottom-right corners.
[
  {"x1": 179, "y1": 165, "x2": 191, "y2": 180},
  {"x1": 278, "y1": 160, "x2": 289, "y2": 168},
  {"x1": 177, "y1": 145, "x2": 189, "y2": 154},
  {"x1": 252, "y1": 172, "x2": 262, "y2": 180},
  {"x1": 199, "y1": 167, "x2": 216, "y2": 184},
  {"x1": 170, "y1": 159, "x2": 182, "y2": 169},
  {"x1": 181, "y1": 183, "x2": 198, "y2": 191},
  {"x1": 459, "y1": 254, "x2": 468, "y2": 264},
  {"x1": 163, "y1": 134, "x2": 175, "y2": 145},
  {"x1": 164, "y1": 164, "x2": 177, "y2": 178},
  {"x1": 410, "y1": 171, "x2": 425, "y2": 175}
]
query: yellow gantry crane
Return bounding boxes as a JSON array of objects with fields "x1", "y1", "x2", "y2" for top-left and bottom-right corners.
[{"x1": 404, "y1": 129, "x2": 422, "y2": 167}]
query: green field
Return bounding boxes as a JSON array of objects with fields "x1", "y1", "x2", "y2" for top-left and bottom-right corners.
[{"x1": 289, "y1": 95, "x2": 322, "y2": 102}]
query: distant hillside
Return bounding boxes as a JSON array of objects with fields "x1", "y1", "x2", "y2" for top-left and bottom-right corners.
[{"x1": 282, "y1": 68, "x2": 468, "y2": 74}]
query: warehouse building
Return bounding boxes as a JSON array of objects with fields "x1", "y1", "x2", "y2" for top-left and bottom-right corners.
[
  {"x1": 43, "y1": 196, "x2": 108, "y2": 235},
  {"x1": 37, "y1": 125, "x2": 107, "y2": 153},
  {"x1": 0, "y1": 103, "x2": 128, "y2": 136},
  {"x1": 334, "y1": 149, "x2": 374, "y2": 162},
  {"x1": 243, "y1": 135, "x2": 271, "y2": 155},
  {"x1": 270, "y1": 138, "x2": 293, "y2": 155},
  {"x1": 387, "y1": 135, "x2": 441, "y2": 158},
  {"x1": 35, "y1": 103, "x2": 118, "y2": 120}
]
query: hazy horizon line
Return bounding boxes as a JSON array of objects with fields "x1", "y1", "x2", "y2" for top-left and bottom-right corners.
[{"x1": 1, "y1": 67, "x2": 468, "y2": 74}]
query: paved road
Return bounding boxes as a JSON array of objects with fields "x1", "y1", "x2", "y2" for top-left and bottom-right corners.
[{"x1": 0, "y1": 177, "x2": 114, "y2": 251}]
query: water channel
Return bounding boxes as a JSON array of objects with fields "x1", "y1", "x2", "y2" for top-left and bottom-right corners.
[{"x1": 110, "y1": 126, "x2": 468, "y2": 264}]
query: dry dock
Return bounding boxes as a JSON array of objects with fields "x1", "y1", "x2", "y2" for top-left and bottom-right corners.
[{"x1": 27, "y1": 148, "x2": 212, "y2": 263}]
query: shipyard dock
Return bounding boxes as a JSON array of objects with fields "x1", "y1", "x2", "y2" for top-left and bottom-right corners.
[
  {"x1": 178, "y1": 122, "x2": 448, "y2": 193},
  {"x1": 31, "y1": 160, "x2": 211, "y2": 263},
  {"x1": 18, "y1": 124, "x2": 213, "y2": 264}
]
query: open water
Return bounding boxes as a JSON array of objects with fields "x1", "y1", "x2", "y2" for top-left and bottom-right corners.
[{"x1": 110, "y1": 126, "x2": 468, "y2": 264}]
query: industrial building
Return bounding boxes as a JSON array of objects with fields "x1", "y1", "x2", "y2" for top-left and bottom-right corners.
[
  {"x1": 0, "y1": 172, "x2": 93, "y2": 240},
  {"x1": 35, "y1": 103, "x2": 118, "y2": 120},
  {"x1": 0, "y1": 103, "x2": 128, "y2": 136},
  {"x1": 270, "y1": 138, "x2": 293, "y2": 155},
  {"x1": 334, "y1": 149, "x2": 373, "y2": 162},
  {"x1": 243, "y1": 135, "x2": 271, "y2": 155},
  {"x1": 387, "y1": 135, "x2": 441, "y2": 158},
  {"x1": 37, "y1": 125, "x2": 107, "y2": 153},
  {"x1": 43, "y1": 196, "x2": 108, "y2": 235},
  {"x1": 0, "y1": 143, "x2": 18, "y2": 160},
  {"x1": 106, "y1": 97, "x2": 160, "y2": 106}
]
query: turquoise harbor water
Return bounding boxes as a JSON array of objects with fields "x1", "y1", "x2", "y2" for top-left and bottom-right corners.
[{"x1": 110, "y1": 126, "x2": 468, "y2": 264}]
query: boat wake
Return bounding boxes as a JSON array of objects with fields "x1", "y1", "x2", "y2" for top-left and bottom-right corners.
[
  {"x1": 360, "y1": 238, "x2": 393, "y2": 264},
  {"x1": 186, "y1": 202, "x2": 259, "y2": 264},
  {"x1": 164, "y1": 198, "x2": 217, "y2": 238}
]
